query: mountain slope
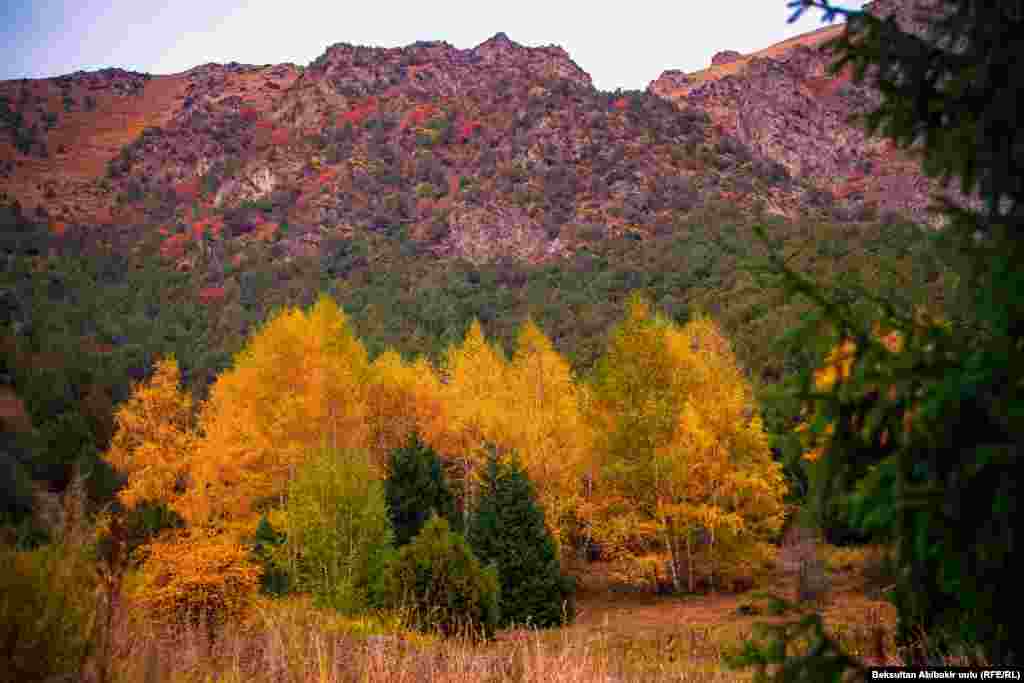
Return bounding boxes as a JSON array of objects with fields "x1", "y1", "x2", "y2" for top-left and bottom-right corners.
[
  {"x1": 2, "y1": 30, "x2": 882, "y2": 275},
  {"x1": 647, "y1": 0, "x2": 982, "y2": 229}
]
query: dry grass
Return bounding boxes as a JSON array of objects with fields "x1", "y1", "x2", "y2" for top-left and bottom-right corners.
[
  {"x1": 95, "y1": 598, "x2": 760, "y2": 683},
  {"x1": 81, "y1": 545, "x2": 913, "y2": 683}
]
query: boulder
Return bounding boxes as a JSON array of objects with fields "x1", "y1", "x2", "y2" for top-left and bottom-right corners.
[{"x1": 711, "y1": 50, "x2": 743, "y2": 66}]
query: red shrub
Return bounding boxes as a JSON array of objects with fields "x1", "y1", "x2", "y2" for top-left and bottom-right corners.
[
  {"x1": 270, "y1": 127, "x2": 291, "y2": 146},
  {"x1": 341, "y1": 97, "x2": 380, "y2": 126},
  {"x1": 458, "y1": 120, "x2": 481, "y2": 139},
  {"x1": 191, "y1": 216, "x2": 225, "y2": 240},
  {"x1": 161, "y1": 233, "x2": 189, "y2": 260},
  {"x1": 174, "y1": 179, "x2": 201, "y2": 202},
  {"x1": 198, "y1": 286, "x2": 226, "y2": 305}
]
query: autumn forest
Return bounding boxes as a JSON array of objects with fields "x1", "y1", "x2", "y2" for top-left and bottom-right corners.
[{"x1": 2, "y1": 0, "x2": 1020, "y2": 679}]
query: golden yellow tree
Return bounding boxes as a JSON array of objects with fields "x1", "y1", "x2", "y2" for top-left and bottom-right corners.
[
  {"x1": 655, "y1": 316, "x2": 787, "y2": 592},
  {"x1": 504, "y1": 318, "x2": 591, "y2": 553},
  {"x1": 587, "y1": 297, "x2": 786, "y2": 591},
  {"x1": 187, "y1": 294, "x2": 371, "y2": 533},
  {"x1": 436, "y1": 319, "x2": 511, "y2": 529},
  {"x1": 104, "y1": 356, "x2": 197, "y2": 514},
  {"x1": 583, "y1": 295, "x2": 684, "y2": 563},
  {"x1": 365, "y1": 350, "x2": 447, "y2": 466}
]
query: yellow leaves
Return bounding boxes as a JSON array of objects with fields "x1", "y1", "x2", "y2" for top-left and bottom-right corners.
[
  {"x1": 195, "y1": 294, "x2": 371, "y2": 526},
  {"x1": 366, "y1": 350, "x2": 446, "y2": 466},
  {"x1": 107, "y1": 292, "x2": 798, "y2": 613},
  {"x1": 801, "y1": 309, "x2": 945, "y2": 461},
  {"x1": 104, "y1": 356, "x2": 197, "y2": 512},
  {"x1": 504, "y1": 318, "x2": 593, "y2": 546},
  {"x1": 584, "y1": 298, "x2": 787, "y2": 579},
  {"x1": 438, "y1": 319, "x2": 511, "y2": 458},
  {"x1": 814, "y1": 339, "x2": 858, "y2": 392}
]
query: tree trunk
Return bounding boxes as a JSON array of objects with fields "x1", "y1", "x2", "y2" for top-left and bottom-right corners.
[
  {"x1": 463, "y1": 456, "x2": 471, "y2": 532},
  {"x1": 709, "y1": 524, "x2": 716, "y2": 594},
  {"x1": 663, "y1": 518, "x2": 681, "y2": 593},
  {"x1": 686, "y1": 531, "x2": 695, "y2": 593}
]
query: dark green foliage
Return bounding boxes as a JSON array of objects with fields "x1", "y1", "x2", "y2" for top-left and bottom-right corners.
[
  {"x1": 468, "y1": 448, "x2": 575, "y2": 628},
  {"x1": 251, "y1": 514, "x2": 289, "y2": 596},
  {"x1": 383, "y1": 514, "x2": 500, "y2": 639},
  {"x1": 384, "y1": 432, "x2": 459, "y2": 546},
  {"x1": 729, "y1": 1, "x2": 1022, "y2": 676},
  {"x1": 122, "y1": 500, "x2": 184, "y2": 561},
  {"x1": 0, "y1": 201, "x2": 224, "y2": 527}
]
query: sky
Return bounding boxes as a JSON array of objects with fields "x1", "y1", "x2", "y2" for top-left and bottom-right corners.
[{"x1": 1, "y1": 1, "x2": 864, "y2": 92}]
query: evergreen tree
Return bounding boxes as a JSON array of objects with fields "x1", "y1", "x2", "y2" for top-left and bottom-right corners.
[
  {"x1": 468, "y1": 446, "x2": 575, "y2": 628},
  {"x1": 730, "y1": 0, "x2": 1021, "y2": 676},
  {"x1": 384, "y1": 431, "x2": 459, "y2": 546},
  {"x1": 251, "y1": 514, "x2": 289, "y2": 596},
  {"x1": 383, "y1": 513, "x2": 500, "y2": 639}
]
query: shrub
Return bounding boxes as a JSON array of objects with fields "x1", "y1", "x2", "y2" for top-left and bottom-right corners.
[
  {"x1": 133, "y1": 529, "x2": 261, "y2": 629},
  {"x1": 0, "y1": 480, "x2": 99, "y2": 682},
  {"x1": 468, "y1": 448, "x2": 575, "y2": 628},
  {"x1": 384, "y1": 432, "x2": 459, "y2": 547},
  {"x1": 383, "y1": 514, "x2": 500, "y2": 639},
  {"x1": 284, "y1": 446, "x2": 395, "y2": 613}
]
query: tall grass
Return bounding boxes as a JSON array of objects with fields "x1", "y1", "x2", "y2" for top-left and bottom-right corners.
[
  {"x1": 95, "y1": 594, "x2": 764, "y2": 683},
  {"x1": 0, "y1": 477, "x2": 100, "y2": 683}
]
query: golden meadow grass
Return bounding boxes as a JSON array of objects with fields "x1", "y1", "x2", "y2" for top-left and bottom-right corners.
[{"x1": 83, "y1": 546, "x2": 909, "y2": 683}]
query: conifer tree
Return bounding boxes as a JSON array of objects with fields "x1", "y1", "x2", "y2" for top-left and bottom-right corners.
[
  {"x1": 383, "y1": 513, "x2": 500, "y2": 639},
  {"x1": 384, "y1": 431, "x2": 459, "y2": 546},
  {"x1": 251, "y1": 514, "x2": 289, "y2": 596},
  {"x1": 728, "y1": 0, "x2": 1021, "y2": 675},
  {"x1": 468, "y1": 446, "x2": 575, "y2": 628}
]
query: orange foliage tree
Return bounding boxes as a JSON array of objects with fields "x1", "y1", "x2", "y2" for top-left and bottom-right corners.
[
  {"x1": 133, "y1": 528, "x2": 261, "y2": 628},
  {"x1": 188, "y1": 294, "x2": 371, "y2": 533},
  {"x1": 104, "y1": 356, "x2": 197, "y2": 514},
  {"x1": 104, "y1": 358, "x2": 262, "y2": 624}
]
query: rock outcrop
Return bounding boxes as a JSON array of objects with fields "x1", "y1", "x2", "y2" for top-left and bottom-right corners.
[
  {"x1": 648, "y1": 0, "x2": 982, "y2": 228},
  {"x1": 711, "y1": 50, "x2": 743, "y2": 66}
]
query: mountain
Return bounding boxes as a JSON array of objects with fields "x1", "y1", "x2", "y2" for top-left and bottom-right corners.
[
  {"x1": 0, "y1": 1, "x2": 959, "y2": 511},
  {"x1": 647, "y1": 0, "x2": 982, "y2": 229},
  {"x1": 2, "y1": 25, "x2": 891, "y2": 273}
]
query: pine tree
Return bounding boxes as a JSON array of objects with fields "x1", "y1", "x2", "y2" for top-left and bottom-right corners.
[
  {"x1": 468, "y1": 446, "x2": 575, "y2": 628},
  {"x1": 728, "y1": 0, "x2": 1021, "y2": 675},
  {"x1": 384, "y1": 431, "x2": 459, "y2": 546},
  {"x1": 251, "y1": 514, "x2": 289, "y2": 596}
]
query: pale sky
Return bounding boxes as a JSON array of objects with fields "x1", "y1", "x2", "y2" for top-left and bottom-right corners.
[{"x1": 1, "y1": 1, "x2": 863, "y2": 92}]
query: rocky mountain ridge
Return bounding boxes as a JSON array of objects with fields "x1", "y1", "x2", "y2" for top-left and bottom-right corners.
[
  {"x1": 648, "y1": 0, "x2": 980, "y2": 228},
  {"x1": 0, "y1": 1, "x2": 968, "y2": 277}
]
